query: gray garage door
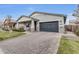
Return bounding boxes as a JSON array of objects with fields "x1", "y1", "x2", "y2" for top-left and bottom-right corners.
[{"x1": 40, "y1": 21, "x2": 59, "y2": 32}]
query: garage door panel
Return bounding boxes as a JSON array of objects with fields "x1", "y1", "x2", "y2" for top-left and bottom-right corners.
[{"x1": 40, "y1": 21, "x2": 58, "y2": 32}]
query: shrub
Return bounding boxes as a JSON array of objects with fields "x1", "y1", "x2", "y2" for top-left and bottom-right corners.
[
  {"x1": 74, "y1": 29, "x2": 79, "y2": 36},
  {"x1": 2, "y1": 27, "x2": 9, "y2": 31},
  {"x1": 12, "y1": 27, "x2": 25, "y2": 32},
  {"x1": 17, "y1": 27, "x2": 25, "y2": 32},
  {"x1": 12, "y1": 28, "x2": 18, "y2": 31}
]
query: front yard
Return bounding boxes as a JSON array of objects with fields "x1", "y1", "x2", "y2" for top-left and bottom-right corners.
[
  {"x1": 0, "y1": 31, "x2": 25, "y2": 41},
  {"x1": 57, "y1": 36, "x2": 79, "y2": 54}
]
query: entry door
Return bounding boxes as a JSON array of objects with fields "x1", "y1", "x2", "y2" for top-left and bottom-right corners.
[{"x1": 40, "y1": 21, "x2": 59, "y2": 32}]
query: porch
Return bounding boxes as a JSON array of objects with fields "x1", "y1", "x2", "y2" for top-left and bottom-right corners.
[{"x1": 17, "y1": 18, "x2": 39, "y2": 32}]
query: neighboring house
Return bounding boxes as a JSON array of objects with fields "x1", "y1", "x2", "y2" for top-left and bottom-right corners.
[{"x1": 16, "y1": 12, "x2": 66, "y2": 33}]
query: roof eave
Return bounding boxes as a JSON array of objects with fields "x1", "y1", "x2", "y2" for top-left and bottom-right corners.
[{"x1": 29, "y1": 11, "x2": 66, "y2": 17}]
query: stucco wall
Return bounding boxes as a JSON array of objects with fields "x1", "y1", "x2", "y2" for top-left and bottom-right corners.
[
  {"x1": 18, "y1": 17, "x2": 31, "y2": 22},
  {"x1": 15, "y1": 23, "x2": 25, "y2": 29},
  {"x1": 31, "y1": 13, "x2": 65, "y2": 33}
]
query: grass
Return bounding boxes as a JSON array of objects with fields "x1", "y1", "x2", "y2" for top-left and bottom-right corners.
[
  {"x1": 0, "y1": 31, "x2": 25, "y2": 41},
  {"x1": 57, "y1": 36, "x2": 79, "y2": 54}
]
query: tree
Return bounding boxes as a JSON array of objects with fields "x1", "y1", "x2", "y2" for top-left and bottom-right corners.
[
  {"x1": 73, "y1": 5, "x2": 79, "y2": 20},
  {"x1": 3, "y1": 15, "x2": 13, "y2": 32}
]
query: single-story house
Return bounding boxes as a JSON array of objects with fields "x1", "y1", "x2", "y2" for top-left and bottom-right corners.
[{"x1": 16, "y1": 12, "x2": 66, "y2": 33}]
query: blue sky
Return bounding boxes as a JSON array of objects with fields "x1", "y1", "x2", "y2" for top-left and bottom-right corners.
[{"x1": 0, "y1": 4, "x2": 77, "y2": 21}]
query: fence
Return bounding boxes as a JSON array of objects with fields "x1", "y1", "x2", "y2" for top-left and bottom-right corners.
[{"x1": 65, "y1": 24, "x2": 79, "y2": 32}]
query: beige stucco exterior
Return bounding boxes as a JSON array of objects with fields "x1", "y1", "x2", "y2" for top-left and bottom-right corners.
[
  {"x1": 30, "y1": 12, "x2": 66, "y2": 33},
  {"x1": 18, "y1": 16, "x2": 31, "y2": 22},
  {"x1": 16, "y1": 12, "x2": 66, "y2": 33},
  {"x1": 15, "y1": 16, "x2": 32, "y2": 31}
]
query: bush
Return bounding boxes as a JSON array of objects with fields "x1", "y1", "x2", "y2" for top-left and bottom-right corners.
[
  {"x1": 74, "y1": 29, "x2": 79, "y2": 36},
  {"x1": 17, "y1": 27, "x2": 25, "y2": 32},
  {"x1": 12, "y1": 28, "x2": 25, "y2": 32},
  {"x1": 2, "y1": 27, "x2": 9, "y2": 31},
  {"x1": 12, "y1": 28, "x2": 17, "y2": 31}
]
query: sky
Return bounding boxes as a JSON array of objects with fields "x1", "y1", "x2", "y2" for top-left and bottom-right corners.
[{"x1": 0, "y1": 4, "x2": 77, "y2": 23}]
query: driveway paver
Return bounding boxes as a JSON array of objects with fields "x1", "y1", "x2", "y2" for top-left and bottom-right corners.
[{"x1": 0, "y1": 32, "x2": 61, "y2": 54}]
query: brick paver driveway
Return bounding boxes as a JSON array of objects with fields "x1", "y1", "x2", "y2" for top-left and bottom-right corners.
[{"x1": 0, "y1": 32, "x2": 61, "y2": 54}]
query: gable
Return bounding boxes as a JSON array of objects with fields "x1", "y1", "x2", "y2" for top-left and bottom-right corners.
[
  {"x1": 30, "y1": 12, "x2": 66, "y2": 23},
  {"x1": 17, "y1": 16, "x2": 31, "y2": 22}
]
